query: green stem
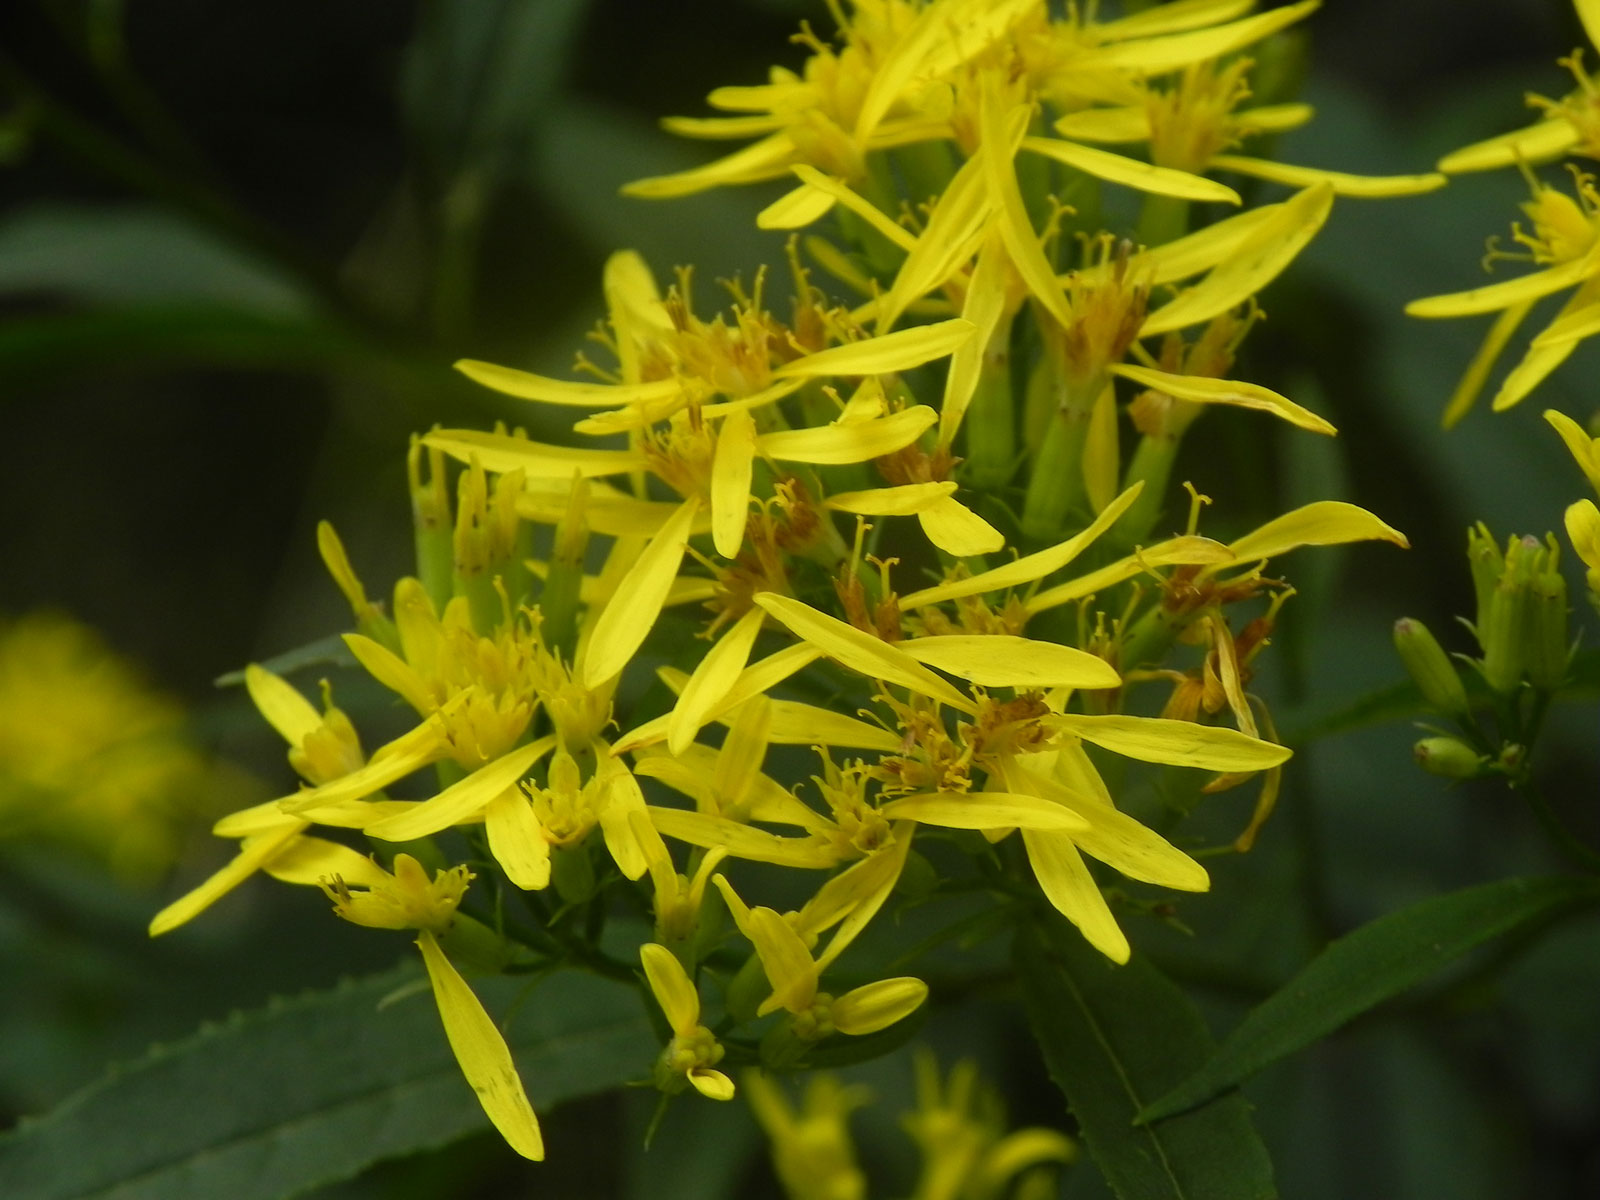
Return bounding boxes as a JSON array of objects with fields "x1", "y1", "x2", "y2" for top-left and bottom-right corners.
[
  {"x1": 1519, "y1": 779, "x2": 1600, "y2": 873},
  {"x1": 1136, "y1": 193, "x2": 1191, "y2": 248},
  {"x1": 1113, "y1": 432, "x2": 1180, "y2": 544},
  {"x1": 1019, "y1": 375, "x2": 1097, "y2": 542}
]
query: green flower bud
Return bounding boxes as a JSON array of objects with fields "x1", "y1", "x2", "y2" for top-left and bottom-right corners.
[
  {"x1": 1527, "y1": 538, "x2": 1570, "y2": 690},
  {"x1": 409, "y1": 436, "x2": 454, "y2": 611},
  {"x1": 1393, "y1": 618, "x2": 1470, "y2": 717},
  {"x1": 1466, "y1": 523, "x2": 1503, "y2": 635},
  {"x1": 1479, "y1": 534, "x2": 1540, "y2": 694},
  {"x1": 1413, "y1": 736, "x2": 1486, "y2": 780}
]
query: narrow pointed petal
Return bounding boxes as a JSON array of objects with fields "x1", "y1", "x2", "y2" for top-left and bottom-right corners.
[
  {"x1": 1546, "y1": 408, "x2": 1600, "y2": 493},
  {"x1": 582, "y1": 498, "x2": 701, "y2": 687},
  {"x1": 1052, "y1": 107, "x2": 1151, "y2": 143},
  {"x1": 766, "y1": 700, "x2": 903, "y2": 752},
  {"x1": 1228, "y1": 500, "x2": 1409, "y2": 560},
  {"x1": 1212, "y1": 154, "x2": 1444, "y2": 197},
  {"x1": 1232, "y1": 103, "x2": 1316, "y2": 135},
  {"x1": 713, "y1": 695, "x2": 774, "y2": 812},
  {"x1": 757, "y1": 406, "x2": 937, "y2": 464},
  {"x1": 417, "y1": 931, "x2": 544, "y2": 1160},
  {"x1": 1531, "y1": 300, "x2": 1600, "y2": 347},
  {"x1": 1025, "y1": 534, "x2": 1235, "y2": 614},
  {"x1": 757, "y1": 180, "x2": 838, "y2": 229},
  {"x1": 613, "y1": 644, "x2": 822, "y2": 752},
  {"x1": 426, "y1": 428, "x2": 643, "y2": 478},
  {"x1": 485, "y1": 788, "x2": 552, "y2": 890},
  {"x1": 622, "y1": 133, "x2": 797, "y2": 198},
  {"x1": 1441, "y1": 299, "x2": 1534, "y2": 429},
  {"x1": 980, "y1": 94, "x2": 1073, "y2": 330},
  {"x1": 596, "y1": 757, "x2": 652, "y2": 881},
  {"x1": 640, "y1": 942, "x2": 701, "y2": 1034},
  {"x1": 343, "y1": 633, "x2": 434, "y2": 715},
  {"x1": 918, "y1": 496, "x2": 1004, "y2": 556},
  {"x1": 366, "y1": 738, "x2": 556, "y2": 842},
  {"x1": 901, "y1": 635, "x2": 1121, "y2": 689},
  {"x1": 753, "y1": 592, "x2": 973, "y2": 711},
  {"x1": 649, "y1": 806, "x2": 841, "y2": 868},
  {"x1": 1140, "y1": 184, "x2": 1332, "y2": 335},
  {"x1": 749, "y1": 906, "x2": 821, "y2": 1015},
  {"x1": 832, "y1": 977, "x2": 929, "y2": 1035},
  {"x1": 1111, "y1": 363, "x2": 1336, "y2": 434},
  {"x1": 826, "y1": 481, "x2": 957, "y2": 515},
  {"x1": 1437, "y1": 118, "x2": 1578, "y2": 174},
  {"x1": 774, "y1": 320, "x2": 973, "y2": 380},
  {"x1": 1407, "y1": 254, "x2": 1598, "y2": 318},
  {"x1": 454, "y1": 360, "x2": 683, "y2": 407},
  {"x1": 711, "y1": 410, "x2": 757, "y2": 558},
  {"x1": 1136, "y1": 202, "x2": 1287, "y2": 285},
  {"x1": 149, "y1": 825, "x2": 303, "y2": 935},
  {"x1": 244, "y1": 665, "x2": 321, "y2": 746},
  {"x1": 899, "y1": 482, "x2": 1143, "y2": 609},
  {"x1": 810, "y1": 832, "x2": 914, "y2": 967},
  {"x1": 880, "y1": 791, "x2": 1089, "y2": 832},
  {"x1": 1492, "y1": 334, "x2": 1577, "y2": 412},
  {"x1": 786, "y1": 164, "x2": 919, "y2": 251},
  {"x1": 880, "y1": 155, "x2": 992, "y2": 333},
  {"x1": 278, "y1": 718, "x2": 447, "y2": 813},
  {"x1": 1580, "y1": 0, "x2": 1600, "y2": 56},
  {"x1": 261, "y1": 835, "x2": 388, "y2": 888},
  {"x1": 939, "y1": 233, "x2": 1011, "y2": 445},
  {"x1": 1089, "y1": 2, "x2": 1318, "y2": 75},
  {"x1": 1022, "y1": 137, "x2": 1241, "y2": 204},
  {"x1": 669, "y1": 607, "x2": 765, "y2": 755},
  {"x1": 1049, "y1": 713, "x2": 1292, "y2": 771},
  {"x1": 1021, "y1": 829, "x2": 1129, "y2": 963},
  {"x1": 661, "y1": 114, "x2": 786, "y2": 138},
  {"x1": 1096, "y1": 0, "x2": 1254, "y2": 39}
]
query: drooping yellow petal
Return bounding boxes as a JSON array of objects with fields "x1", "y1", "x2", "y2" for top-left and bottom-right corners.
[
  {"x1": 1440, "y1": 299, "x2": 1534, "y2": 429},
  {"x1": 277, "y1": 717, "x2": 448, "y2": 813},
  {"x1": 1211, "y1": 154, "x2": 1445, "y2": 198},
  {"x1": 1021, "y1": 829, "x2": 1129, "y2": 963},
  {"x1": 900, "y1": 635, "x2": 1121, "y2": 690},
  {"x1": 1048, "y1": 713, "x2": 1292, "y2": 771},
  {"x1": 244, "y1": 665, "x2": 322, "y2": 748},
  {"x1": 1565, "y1": 498, "x2": 1600, "y2": 571},
  {"x1": 622, "y1": 132, "x2": 798, "y2": 198},
  {"x1": 880, "y1": 155, "x2": 993, "y2": 333},
  {"x1": 1089, "y1": 1, "x2": 1318, "y2": 75},
  {"x1": 261, "y1": 835, "x2": 389, "y2": 889},
  {"x1": 365, "y1": 737, "x2": 556, "y2": 842},
  {"x1": 595, "y1": 756, "x2": 652, "y2": 881},
  {"x1": 879, "y1": 791, "x2": 1090, "y2": 832},
  {"x1": 650, "y1": 806, "x2": 841, "y2": 868},
  {"x1": 899, "y1": 482, "x2": 1143, "y2": 609},
  {"x1": 613, "y1": 645, "x2": 823, "y2": 752},
  {"x1": 454, "y1": 360, "x2": 684, "y2": 408},
  {"x1": 1140, "y1": 184, "x2": 1332, "y2": 336},
  {"x1": 1095, "y1": 0, "x2": 1254, "y2": 39},
  {"x1": 757, "y1": 406, "x2": 938, "y2": 464},
  {"x1": 581, "y1": 497, "x2": 701, "y2": 688},
  {"x1": 826, "y1": 481, "x2": 958, "y2": 515},
  {"x1": 1406, "y1": 253, "x2": 1599, "y2": 318},
  {"x1": 1531, "y1": 300, "x2": 1600, "y2": 348},
  {"x1": 757, "y1": 180, "x2": 840, "y2": 229},
  {"x1": 939, "y1": 232, "x2": 1012, "y2": 445},
  {"x1": 748, "y1": 906, "x2": 821, "y2": 1015},
  {"x1": 1437, "y1": 118, "x2": 1578, "y2": 174},
  {"x1": 1022, "y1": 137, "x2": 1241, "y2": 204},
  {"x1": 668, "y1": 607, "x2": 766, "y2": 755},
  {"x1": 1052, "y1": 107, "x2": 1151, "y2": 143},
  {"x1": 640, "y1": 942, "x2": 701, "y2": 1035},
  {"x1": 149, "y1": 824, "x2": 303, "y2": 935},
  {"x1": 1227, "y1": 500, "x2": 1408, "y2": 561},
  {"x1": 753, "y1": 592, "x2": 974, "y2": 711},
  {"x1": 711, "y1": 409, "x2": 757, "y2": 558},
  {"x1": 1491, "y1": 332, "x2": 1578, "y2": 412},
  {"x1": 918, "y1": 496, "x2": 1006, "y2": 556},
  {"x1": 1546, "y1": 408, "x2": 1600, "y2": 494},
  {"x1": 1110, "y1": 363, "x2": 1336, "y2": 434},
  {"x1": 774, "y1": 320, "x2": 973, "y2": 380},
  {"x1": 809, "y1": 831, "x2": 915, "y2": 968},
  {"x1": 831, "y1": 978, "x2": 929, "y2": 1035},
  {"x1": 426, "y1": 428, "x2": 643, "y2": 479},
  {"x1": 417, "y1": 931, "x2": 544, "y2": 1161},
  {"x1": 980, "y1": 92, "x2": 1072, "y2": 330},
  {"x1": 485, "y1": 788, "x2": 552, "y2": 891},
  {"x1": 1024, "y1": 535, "x2": 1235, "y2": 614}
]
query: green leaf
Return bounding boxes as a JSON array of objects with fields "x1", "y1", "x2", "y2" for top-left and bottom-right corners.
[
  {"x1": 0, "y1": 964, "x2": 655, "y2": 1200},
  {"x1": 1140, "y1": 874, "x2": 1600, "y2": 1124},
  {"x1": 1016, "y1": 915, "x2": 1277, "y2": 1200},
  {"x1": 213, "y1": 634, "x2": 357, "y2": 687}
]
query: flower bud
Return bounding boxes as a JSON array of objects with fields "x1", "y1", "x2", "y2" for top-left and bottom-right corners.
[
  {"x1": 1478, "y1": 534, "x2": 1540, "y2": 694},
  {"x1": 409, "y1": 436, "x2": 454, "y2": 611},
  {"x1": 1393, "y1": 618, "x2": 1470, "y2": 717},
  {"x1": 1413, "y1": 736, "x2": 1486, "y2": 780},
  {"x1": 1526, "y1": 539, "x2": 1570, "y2": 690}
]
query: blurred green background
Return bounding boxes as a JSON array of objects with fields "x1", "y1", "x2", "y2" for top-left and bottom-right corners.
[{"x1": 3, "y1": 0, "x2": 1599, "y2": 1196}]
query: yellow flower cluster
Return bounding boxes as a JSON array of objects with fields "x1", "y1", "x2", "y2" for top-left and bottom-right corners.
[{"x1": 150, "y1": 0, "x2": 1418, "y2": 1162}]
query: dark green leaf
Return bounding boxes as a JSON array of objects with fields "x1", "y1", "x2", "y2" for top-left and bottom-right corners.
[
  {"x1": 1140, "y1": 874, "x2": 1600, "y2": 1124},
  {"x1": 1017, "y1": 915, "x2": 1277, "y2": 1200},
  {"x1": 0, "y1": 964, "x2": 654, "y2": 1200},
  {"x1": 213, "y1": 634, "x2": 356, "y2": 687}
]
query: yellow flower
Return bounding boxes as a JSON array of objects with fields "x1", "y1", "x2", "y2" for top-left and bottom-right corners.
[
  {"x1": 1547, "y1": 407, "x2": 1600, "y2": 496},
  {"x1": 744, "y1": 1072, "x2": 871, "y2": 1200},
  {"x1": 639, "y1": 942, "x2": 735, "y2": 1100},
  {"x1": 326, "y1": 854, "x2": 545, "y2": 1159},
  {"x1": 1408, "y1": 168, "x2": 1600, "y2": 424}
]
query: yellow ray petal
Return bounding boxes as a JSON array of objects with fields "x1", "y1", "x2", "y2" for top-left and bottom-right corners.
[
  {"x1": 1096, "y1": 0, "x2": 1254, "y2": 39},
  {"x1": 880, "y1": 791, "x2": 1090, "y2": 831},
  {"x1": 1531, "y1": 299, "x2": 1600, "y2": 348},
  {"x1": 417, "y1": 931, "x2": 544, "y2": 1160},
  {"x1": 613, "y1": 644, "x2": 822, "y2": 752},
  {"x1": 1052, "y1": 107, "x2": 1151, "y2": 143},
  {"x1": 1022, "y1": 137, "x2": 1241, "y2": 204},
  {"x1": 343, "y1": 633, "x2": 432, "y2": 715},
  {"x1": 1110, "y1": 363, "x2": 1336, "y2": 434},
  {"x1": 581, "y1": 497, "x2": 701, "y2": 687},
  {"x1": 980, "y1": 93, "x2": 1073, "y2": 330},
  {"x1": 785, "y1": 164, "x2": 919, "y2": 252},
  {"x1": 426, "y1": 428, "x2": 643, "y2": 479},
  {"x1": 1546, "y1": 408, "x2": 1600, "y2": 493},
  {"x1": 1020, "y1": 829, "x2": 1129, "y2": 963},
  {"x1": 1440, "y1": 299, "x2": 1534, "y2": 429},
  {"x1": 825, "y1": 481, "x2": 958, "y2": 515},
  {"x1": 278, "y1": 718, "x2": 447, "y2": 813},
  {"x1": 516, "y1": 484, "x2": 707, "y2": 538},
  {"x1": 1233, "y1": 103, "x2": 1316, "y2": 135},
  {"x1": 899, "y1": 482, "x2": 1143, "y2": 609},
  {"x1": 901, "y1": 635, "x2": 1121, "y2": 689},
  {"x1": 880, "y1": 154, "x2": 992, "y2": 333},
  {"x1": 753, "y1": 592, "x2": 974, "y2": 711},
  {"x1": 661, "y1": 113, "x2": 787, "y2": 139},
  {"x1": 365, "y1": 737, "x2": 556, "y2": 842},
  {"x1": 244, "y1": 665, "x2": 322, "y2": 747},
  {"x1": 757, "y1": 405, "x2": 937, "y2": 464},
  {"x1": 149, "y1": 824, "x2": 303, "y2": 935},
  {"x1": 622, "y1": 132, "x2": 797, "y2": 198},
  {"x1": 1211, "y1": 154, "x2": 1445, "y2": 198},
  {"x1": 765, "y1": 700, "x2": 903, "y2": 753},
  {"x1": 454, "y1": 360, "x2": 685, "y2": 408},
  {"x1": 1049, "y1": 712, "x2": 1292, "y2": 771},
  {"x1": 774, "y1": 319, "x2": 973, "y2": 379},
  {"x1": 747, "y1": 906, "x2": 821, "y2": 1015},
  {"x1": 1580, "y1": 0, "x2": 1600, "y2": 56},
  {"x1": 757, "y1": 179, "x2": 839, "y2": 229},
  {"x1": 1089, "y1": 1, "x2": 1319, "y2": 75},
  {"x1": 1227, "y1": 500, "x2": 1409, "y2": 561},
  {"x1": 917, "y1": 496, "x2": 1005, "y2": 556},
  {"x1": 1140, "y1": 184, "x2": 1333, "y2": 336},
  {"x1": 669, "y1": 607, "x2": 766, "y2": 755},
  {"x1": 595, "y1": 757, "x2": 651, "y2": 881},
  {"x1": 1135, "y1": 201, "x2": 1288, "y2": 286},
  {"x1": 832, "y1": 978, "x2": 929, "y2": 1035},
  {"x1": 1437, "y1": 118, "x2": 1578, "y2": 174},
  {"x1": 1491, "y1": 333, "x2": 1578, "y2": 412},
  {"x1": 1024, "y1": 534, "x2": 1234, "y2": 614},
  {"x1": 689, "y1": 1069, "x2": 737, "y2": 1100},
  {"x1": 939, "y1": 232, "x2": 1012, "y2": 445},
  {"x1": 650, "y1": 806, "x2": 841, "y2": 868},
  {"x1": 261, "y1": 835, "x2": 388, "y2": 889},
  {"x1": 485, "y1": 788, "x2": 552, "y2": 890},
  {"x1": 640, "y1": 942, "x2": 701, "y2": 1034},
  {"x1": 1406, "y1": 253, "x2": 1599, "y2": 318},
  {"x1": 711, "y1": 409, "x2": 757, "y2": 558}
]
